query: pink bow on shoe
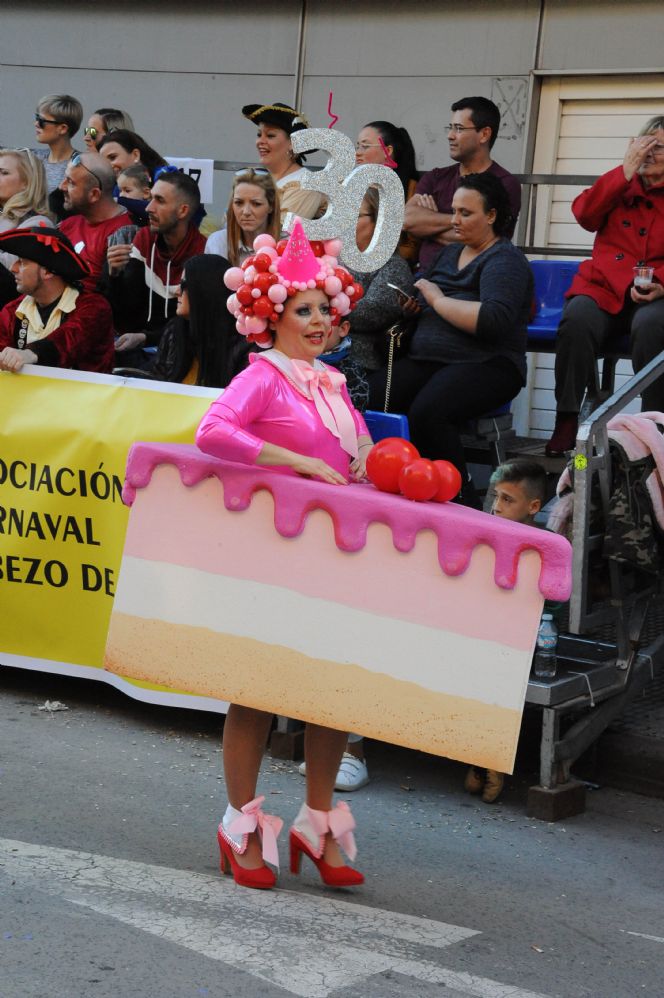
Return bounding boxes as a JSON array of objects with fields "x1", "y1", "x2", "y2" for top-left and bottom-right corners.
[
  {"x1": 228, "y1": 795, "x2": 284, "y2": 868},
  {"x1": 304, "y1": 801, "x2": 357, "y2": 861}
]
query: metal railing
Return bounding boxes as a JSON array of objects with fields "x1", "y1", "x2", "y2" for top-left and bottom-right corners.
[
  {"x1": 211, "y1": 161, "x2": 598, "y2": 260},
  {"x1": 570, "y1": 351, "x2": 664, "y2": 637},
  {"x1": 513, "y1": 173, "x2": 598, "y2": 258}
]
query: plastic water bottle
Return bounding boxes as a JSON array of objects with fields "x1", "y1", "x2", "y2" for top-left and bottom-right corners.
[{"x1": 533, "y1": 613, "x2": 558, "y2": 679}]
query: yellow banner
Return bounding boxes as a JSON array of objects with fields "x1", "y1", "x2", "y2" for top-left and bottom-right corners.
[{"x1": 0, "y1": 367, "x2": 217, "y2": 671}]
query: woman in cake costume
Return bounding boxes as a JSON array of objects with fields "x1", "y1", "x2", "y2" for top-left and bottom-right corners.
[{"x1": 196, "y1": 221, "x2": 371, "y2": 889}]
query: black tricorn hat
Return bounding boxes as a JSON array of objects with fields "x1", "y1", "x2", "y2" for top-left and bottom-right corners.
[
  {"x1": 242, "y1": 101, "x2": 310, "y2": 135},
  {"x1": 0, "y1": 225, "x2": 91, "y2": 284}
]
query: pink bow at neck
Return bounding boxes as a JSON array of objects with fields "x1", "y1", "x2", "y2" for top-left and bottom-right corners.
[
  {"x1": 228, "y1": 795, "x2": 284, "y2": 868},
  {"x1": 291, "y1": 359, "x2": 359, "y2": 459},
  {"x1": 307, "y1": 801, "x2": 357, "y2": 861}
]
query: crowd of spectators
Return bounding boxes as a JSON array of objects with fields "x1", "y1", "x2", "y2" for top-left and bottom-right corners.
[{"x1": 1, "y1": 89, "x2": 663, "y2": 482}]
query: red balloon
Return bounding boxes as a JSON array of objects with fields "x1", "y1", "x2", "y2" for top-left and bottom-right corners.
[
  {"x1": 431, "y1": 460, "x2": 463, "y2": 502},
  {"x1": 399, "y1": 459, "x2": 440, "y2": 502},
  {"x1": 253, "y1": 253, "x2": 271, "y2": 273},
  {"x1": 352, "y1": 282, "x2": 364, "y2": 300},
  {"x1": 366, "y1": 437, "x2": 420, "y2": 494},
  {"x1": 276, "y1": 239, "x2": 289, "y2": 255},
  {"x1": 252, "y1": 295, "x2": 273, "y2": 318},
  {"x1": 254, "y1": 272, "x2": 277, "y2": 293},
  {"x1": 236, "y1": 284, "x2": 253, "y2": 305},
  {"x1": 310, "y1": 240, "x2": 325, "y2": 256},
  {"x1": 241, "y1": 255, "x2": 255, "y2": 270}
]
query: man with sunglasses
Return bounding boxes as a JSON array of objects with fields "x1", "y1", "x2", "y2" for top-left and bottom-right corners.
[
  {"x1": 403, "y1": 96, "x2": 521, "y2": 272},
  {"x1": 32, "y1": 94, "x2": 82, "y2": 194},
  {"x1": 59, "y1": 153, "x2": 129, "y2": 293}
]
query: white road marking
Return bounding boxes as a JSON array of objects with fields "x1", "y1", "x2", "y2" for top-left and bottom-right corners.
[
  {"x1": 1, "y1": 838, "x2": 551, "y2": 998},
  {"x1": 625, "y1": 930, "x2": 664, "y2": 944}
]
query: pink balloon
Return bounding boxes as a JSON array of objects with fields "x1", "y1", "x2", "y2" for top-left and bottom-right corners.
[
  {"x1": 245, "y1": 315, "x2": 268, "y2": 334},
  {"x1": 251, "y1": 288, "x2": 262, "y2": 298},
  {"x1": 227, "y1": 293, "x2": 239, "y2": 313},
  {"x1": 324, "y1": 239, "x2": 342, "y2": 256},
  {"x1": 324, "y1": 276, "x2": 342, "y2": 296},
  {"x1": 253, "y1": 233, "x2": 277, "y2": 251},
  {"x1": 332, "y1": 292, "x2": 350, "y2": 313},
  {"x1": 224, "y1": 267, "x2": 245, "y2": 291},
  {"x1": 267, "y1": 284, "x2": 288, "y2": 303},
  {"x1": 243, "y1": 266, "x2": 256, "y2": 283}
]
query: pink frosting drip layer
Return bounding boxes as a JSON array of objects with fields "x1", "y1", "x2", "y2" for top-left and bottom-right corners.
[{"x1": 123, "y1": 442, "x2": 572, "y2": 601}]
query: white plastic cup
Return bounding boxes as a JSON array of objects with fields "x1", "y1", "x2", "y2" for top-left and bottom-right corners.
[{"x1": 634, "y1": 265, "x2": 655, "y2": 292}]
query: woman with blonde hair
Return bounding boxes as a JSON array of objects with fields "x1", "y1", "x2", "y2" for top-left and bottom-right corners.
[
  {"x1": 206, "y1": 169, "x2": 281, "y2": 266},
  {"x1": 0, "y1": 148, "x2": 53, "y2": 306}
]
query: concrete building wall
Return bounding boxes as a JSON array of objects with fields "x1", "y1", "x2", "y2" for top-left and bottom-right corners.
[{"x1": 2, "y1": 1, "x2": 662, "y2": 215}]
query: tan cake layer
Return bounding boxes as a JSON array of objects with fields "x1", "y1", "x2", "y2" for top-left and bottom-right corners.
[{"x1": 105, "y1": 612, "x2": 522, "y2": 772}]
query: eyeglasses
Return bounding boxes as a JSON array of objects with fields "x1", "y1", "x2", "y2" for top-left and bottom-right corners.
[
  {"x1": 71, "y1": 153, "x2": 102, "y2": 189},
  {"x1": 355, "y1": 142, "x2": 382, "y2": 152},
  {"x1": 234, "y1": 168, "x2": 270, "y2": 178},
  {"x1": 35, "y1": 113, "x2": 62, "y2": 128},
  {"x1": 84, "y1": 126, "x2": 99, "y2": 139},
  {"x1": 446, "y1": 124, "x2": 480, "y2": 134}
]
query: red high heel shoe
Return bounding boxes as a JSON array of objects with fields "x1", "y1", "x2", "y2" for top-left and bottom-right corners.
[
  {"x1": 217, "y1": 826, "x2": 276, "y2": 890},
  {"x1": 216, "y1": 795, "x2": 283, "y2": 890},
  {"x1": 289, "y1": 802, "x2": 364, "y2": 887}
]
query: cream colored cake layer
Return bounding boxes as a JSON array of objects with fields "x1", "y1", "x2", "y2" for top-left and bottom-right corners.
[
  {"x1": 113, "y1": 556, "x2": 533, "y2": 711},
  {"x1": 106, "y1": 612, "x2": 521, "y2": 771},
  {"x1": 123, "y1": 473, "x2": 545, "y2": 652}
]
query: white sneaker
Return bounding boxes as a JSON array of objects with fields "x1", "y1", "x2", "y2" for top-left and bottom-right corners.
[
  {"x1": 335, "y1": 752, "x2": 370, "y2": 791},
  {"x1": 298, "y1": 760, "x2": 306, "y2": 776}
]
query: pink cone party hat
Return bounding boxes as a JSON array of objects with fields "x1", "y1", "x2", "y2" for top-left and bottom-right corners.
[{"x1": 276, "y1": 218, "x2": 320, "y2": 286}]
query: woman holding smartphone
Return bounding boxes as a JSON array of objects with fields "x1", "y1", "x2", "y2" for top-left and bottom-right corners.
[{"x1": 368, "y1": 172, "x2": 532, "y2": 508}]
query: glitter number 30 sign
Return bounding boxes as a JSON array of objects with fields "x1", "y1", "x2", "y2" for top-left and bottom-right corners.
[{"x1": 283, "y1": 128, "x2": 405, "y2": 273}]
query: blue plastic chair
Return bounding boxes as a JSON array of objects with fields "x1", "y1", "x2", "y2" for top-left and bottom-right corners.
[
  {"x1": 528, "y1": 260, "x2": 581, "y2": 344},
  {"x1": 364, "y1": 410, "x2": 410, "y2": 441}
]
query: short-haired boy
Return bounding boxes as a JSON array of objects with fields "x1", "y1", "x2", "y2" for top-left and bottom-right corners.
[
  {"x1": 117, "y1": 165, "x2": 152, "y2": 202},
  {"x1": 465, "y1": 459, "x2": 547, "y2": 802}
]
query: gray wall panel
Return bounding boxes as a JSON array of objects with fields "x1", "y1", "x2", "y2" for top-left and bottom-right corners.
[
  {"x1": 539, "y1": 0, "x2": 664, "y2": 71},
  {"x1": 301, "y1": 75, "x2": 529, "y2": 173},
  {"x1": 305, "y1": 0, "x2": 539, "y2": 77},
  {"x1": 0, "y1": 1, "x2": 301, "y2": 75}
]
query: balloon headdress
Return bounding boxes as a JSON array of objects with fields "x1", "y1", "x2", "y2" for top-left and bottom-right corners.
[{"x1": 223, "y1": 219, "x2": 363, "y2": 348}]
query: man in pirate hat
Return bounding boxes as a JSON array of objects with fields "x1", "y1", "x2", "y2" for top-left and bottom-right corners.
[{"x1": 0, "y1": 225, "x2": 114, "y2": 373}]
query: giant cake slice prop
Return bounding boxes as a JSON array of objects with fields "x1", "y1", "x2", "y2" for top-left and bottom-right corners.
[{"x1": 104, "y1": 443, "x2": 571, "y2": 772}]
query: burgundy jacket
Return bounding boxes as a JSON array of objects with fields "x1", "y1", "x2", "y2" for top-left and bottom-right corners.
[{"x1": 0, "y1": 290, "x2": 114, "y2": 373}]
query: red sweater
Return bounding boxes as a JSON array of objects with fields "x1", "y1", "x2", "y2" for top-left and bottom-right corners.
[
  {"x1": 60, "y1": 211, "x2": 130, "y2": 292},
  {"x1": 0, "y1": 291, "x2": 115, "y2": 373},
  {"x1": 567, "y1": 165, "x2": 664, "y2": 314}
]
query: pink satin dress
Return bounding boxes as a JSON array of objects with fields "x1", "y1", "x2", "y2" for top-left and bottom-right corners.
[{"x1": 196, "y1": 354, "x2": 369, "y2": 481}]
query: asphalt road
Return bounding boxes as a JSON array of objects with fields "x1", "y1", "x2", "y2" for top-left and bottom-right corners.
[{"x1": 1, "y1": 666, "x2": 662, "y2": 998}]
